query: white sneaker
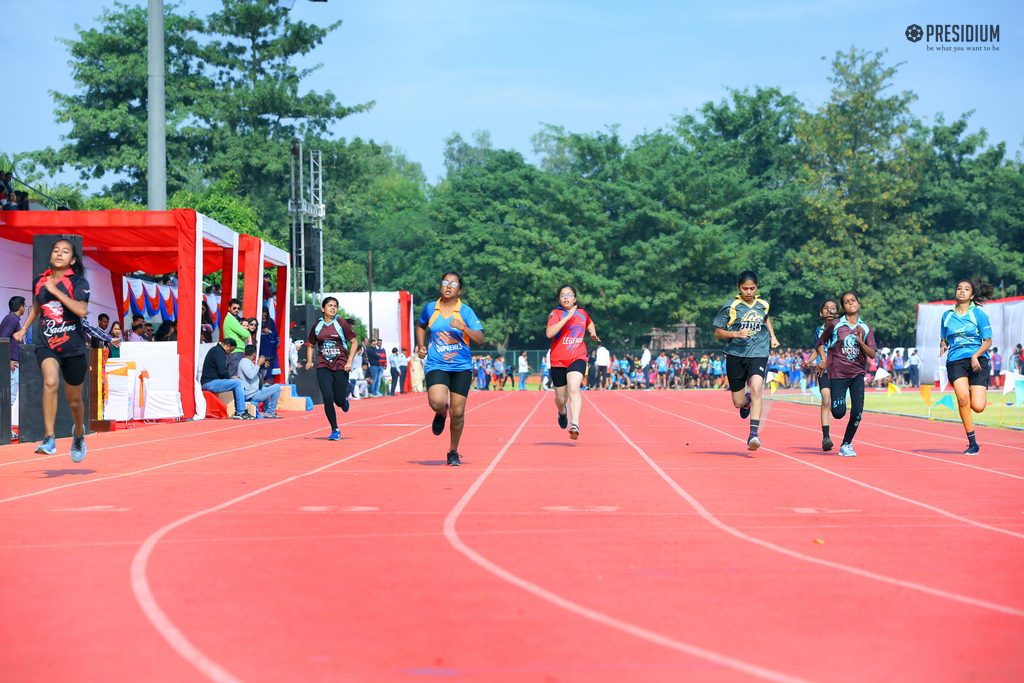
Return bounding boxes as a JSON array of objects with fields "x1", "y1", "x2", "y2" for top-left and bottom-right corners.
[{"x1": 838, "y1": 443, "x2": 857, "y2": 457}]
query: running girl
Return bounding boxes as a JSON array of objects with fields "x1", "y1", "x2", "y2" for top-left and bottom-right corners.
[
  {"x1": 546, "y1": 285, "x2": 600, "y2": 440},
  {"x1": 939, "y1": 277, "x2": 995, "y2": 454},
  {"x1": 305, "y1": 296, "x2": 359, "y2": 441},
  {"x1": 806, "y1": 299, "x2": 839, "y2": 451},
  {"x1": 13, "y1": 240, "x2": 91, "y2": 461},
  {"x1": 816, "y1": 291, "x2": 877, "y2": 457},
  {"x1": 416, "y1": 272, "x2": 485, "y2": 466},
  {"x1": 713, "y1": 270, "x2": 780, "y2": 450}
]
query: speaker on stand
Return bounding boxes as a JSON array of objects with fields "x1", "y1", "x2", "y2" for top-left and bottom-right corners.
[{"x1": 290, "y1": 304, "x2": 322, "y2": 405}]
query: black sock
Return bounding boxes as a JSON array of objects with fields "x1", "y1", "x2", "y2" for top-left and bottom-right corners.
[
  {"x1": 822, "y1": 426, "x2": 830, "y2": 438},
  {"x1": 967, "y1": 430, "x2": 977, "y2": 446},
  {"x1": 750, "y1": 419, "x2": 760, "y2": 434}
]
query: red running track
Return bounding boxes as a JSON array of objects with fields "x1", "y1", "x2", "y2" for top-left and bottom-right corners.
[{"x1": 1, "y1": 390, "x2": 1022, "y2": 682}]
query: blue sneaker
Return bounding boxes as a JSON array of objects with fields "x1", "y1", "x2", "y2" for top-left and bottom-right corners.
[
  {"x1": 328, "y1": 429, "x2": 341, "y2": 441},
  {"x1": 341, "y1": 398, "x2": 350, "y2": 413},
  {"x1": 35, "y1": 435, "x2": 57, "y2": 455},
  {"x1": 70, "y1": 434, "x2": 87, "y2": 463}
]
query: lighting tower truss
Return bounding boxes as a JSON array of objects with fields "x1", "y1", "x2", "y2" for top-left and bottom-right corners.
[{"x1": 288, "y1": 142, "x2": 326, "y2": 305}]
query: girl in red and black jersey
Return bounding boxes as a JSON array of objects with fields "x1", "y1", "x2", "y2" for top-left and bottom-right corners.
[
  {"x1": 13, "y1": 240, "x2": 91, "y2": 461},
  {"x1": 546, "y1": 285, "x2": 600, "y2": 440},
  {"x1": 305, "y1": 297, "x2": 360, "y2": 441}
]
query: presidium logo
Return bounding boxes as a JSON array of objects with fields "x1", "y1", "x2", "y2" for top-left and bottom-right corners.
[{"x1": 906, "y1": 23, "x2": 1001, "y2": 52}]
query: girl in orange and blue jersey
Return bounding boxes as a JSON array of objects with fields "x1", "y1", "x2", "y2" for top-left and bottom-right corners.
[{"x1": 416, "y1": 272, "x2": 485, "y2": 466}]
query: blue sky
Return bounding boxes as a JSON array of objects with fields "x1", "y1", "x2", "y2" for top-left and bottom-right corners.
[{"x1": 4, "y1": 0, "x2": 1022, "y2": 189}]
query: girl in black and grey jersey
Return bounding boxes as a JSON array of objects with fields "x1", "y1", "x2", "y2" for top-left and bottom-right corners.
[{"x1": 713, "y1": 271, "x2": 780, "y2": 451}]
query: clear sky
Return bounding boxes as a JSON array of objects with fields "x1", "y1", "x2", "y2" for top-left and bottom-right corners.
[{"x1": 4, "y1": 0, "x2": 1022, "y2": 189}]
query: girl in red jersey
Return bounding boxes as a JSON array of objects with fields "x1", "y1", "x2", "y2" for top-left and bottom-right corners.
[{"x1": 546, "y1": 285, "x2": 600, "y2": 440}]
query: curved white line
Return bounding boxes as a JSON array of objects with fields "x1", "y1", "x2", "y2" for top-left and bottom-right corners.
[
  {"x1": 131, "y1": 392, "x2": 512, "y2": 682},
  {"x1": 649, "y1": 394, "x2": 1024, "y2": 538},
  {"x1": 611, "y1": 396, "x2": 1024, "y2": 616},
  {"x1": 443, "y1": 394, "x2": 817, "y2": 683}
]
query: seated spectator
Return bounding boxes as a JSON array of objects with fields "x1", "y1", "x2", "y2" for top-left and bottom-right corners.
[
  {"x1": 200, "y1": 338, "x2": 253, "y2": 420},
  {"x1": 349, "y1": 361, "x2": 370, "y2": 399},
  {"x1": 108, "y1": 321, "x2": 123, "y2": 358},
  {"x1": 144, "y1": 322, "x2": 155, "y2": 340},
  {"x1": 17, "y1": 191, "x2": 29, "y2": 211},
  {"x1": 3, "y1": 192, "x2": 19, "y2": 210},
  {"x1": 128, "y1": 320, "x2": 149, "y2": 342},
  {"x1": 237, "y1": 344, "x2": 282, "y2": 418},
  {"x1": 154, "y1": 320, "x2": 173, "y2": 341}
]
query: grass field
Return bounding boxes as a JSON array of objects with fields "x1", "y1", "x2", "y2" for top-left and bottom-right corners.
[{"x1": 776, "y1": 387, "x2": 1024, "y2": 429}]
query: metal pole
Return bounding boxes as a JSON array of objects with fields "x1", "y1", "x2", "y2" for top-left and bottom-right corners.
[
  {"x1": 368, "y1": 251, "x2": 373, "y2": 341},
  {"x1": 147, "y1": 0, "x2": 167, "y2": 210}
]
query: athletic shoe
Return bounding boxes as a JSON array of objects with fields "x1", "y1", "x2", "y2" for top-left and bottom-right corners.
[
  {"x1": 35, "y1": 435, "x2": 56, "y2": 455},
  {"x1": 262, "y1": 412, "x2": 284, "y2": 419},
  {"x1": 739, "y1": 393, "x2": 751, "y2": 420},
  {"x1": 838, "y1": 443, "x2": 857, "y2": 457},
  {"x1": 822, "y1": 436, "x2": 834, "y2": 452},
  {"x1": 446, "y1": 450, "x2": 461, "y2": 466},
  {"x1": 342, "y1": 398, "x2": 350, "y2": 412},
  {"x1": 232, "y1": 412, "x2": 255, "y2": 420},
  {"x1": 569, "y1": 424, "x2": 580, "y2": 440},
  {"x1": 557, "y1": 410, "x2": 568, "y2": 429},
  {"x1": 747, "y1": 433, "x2": 761, "y2": 451},
  {"x1": 328, "y1": 429, "x2": 341, "y2": 441},
  {"x1": 70, "y1": 434, "x2": 86, "y2": 463},
  {"x1": 432, "y1": 405, "x2": 448, "y2": 436},
  {"x1": 963, "y1": 443, "x2": 980, "y2": 455}
]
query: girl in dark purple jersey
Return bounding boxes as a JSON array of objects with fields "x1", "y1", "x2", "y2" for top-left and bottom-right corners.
[
  {"x1": 816, "y1": 291, "x2": 877, "y2": 457},
  {"x1": 305, "y1": 297, "x2": 360, "y2": 441}
]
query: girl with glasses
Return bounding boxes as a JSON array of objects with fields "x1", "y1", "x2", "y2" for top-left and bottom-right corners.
[
  {"x1": 416, "y1": 272, "x2": 485, "y2": 466},
  {"x1": 806, "y1": 299, "x2": 839, "y2": 451},
  {"x1": 546, "y1": 285, "x2": 600, "y2": 440}
]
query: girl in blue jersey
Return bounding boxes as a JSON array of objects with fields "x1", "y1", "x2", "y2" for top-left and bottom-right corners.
[
  {"x1": 805, "y1": 299, "x2": 839, "y2": 451},
  {"x1": 940, "y1": 277, "x2": 995, "y2": 454},
  {"x1": 416, "y1": 272, "x2": 485, "y2": 466}
]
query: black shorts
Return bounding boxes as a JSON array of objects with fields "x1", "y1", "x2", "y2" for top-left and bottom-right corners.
[
  {"x1": 947, "y1": 356, "x2": 990, "y2": 386},
  {"x1": 725, "y1": 355, "x2": 768, "y2": 393},
  {"x1": 426, "y1": 369, "x2": 473, "y2": 397},
  {"x1": 550, "y1": 359, "x2": 587, "y2": 387},
  {"x1": 36, "y1": 347, "x2": 89, "y2": 386},
  {"x1": 817, "y1": 371, "x2": 832, "y2": 392}
]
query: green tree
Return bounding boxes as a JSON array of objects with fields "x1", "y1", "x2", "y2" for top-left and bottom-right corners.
[{"x1": 34, "y1": 2, "x2": 208, "y2": 200}]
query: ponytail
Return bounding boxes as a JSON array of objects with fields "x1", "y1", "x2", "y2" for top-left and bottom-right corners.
[{"x1": 955, "y1": 278, "x2": 995, "y2": 306}]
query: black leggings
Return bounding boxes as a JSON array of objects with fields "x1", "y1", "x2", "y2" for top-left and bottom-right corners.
[
  {"x1": 829, "y1": 376, "x2": 865, "y2": 445},
  {"x1": 317, "y1": 367, "x2": 350, "y2": 430}
]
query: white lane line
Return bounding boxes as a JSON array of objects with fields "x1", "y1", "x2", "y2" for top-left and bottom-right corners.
[
  {"x1": 610, "y1": 396, "x2": 1024, "y2": 617},
  {"x1": 130, "y1": 392, "x2": 512, "y2": 683},
  {"x1": 0, "y1": 424, "x2": 248, "y2": 467},
  {"x1": 0, "y1": 395, "x2": 425, "y2": 468},
  {"x1": 650, "y1": 395, "x2": 1024, "y2": 539},
  {"x1": 0, "y1": 394, "x2": 506, "y2": 505},
  {"x1": 0, "y1": 426, "x2": 320, "y2": 505},
  {"x1": 443, "y1": 395, "x2": 817, "y2": 683}
]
